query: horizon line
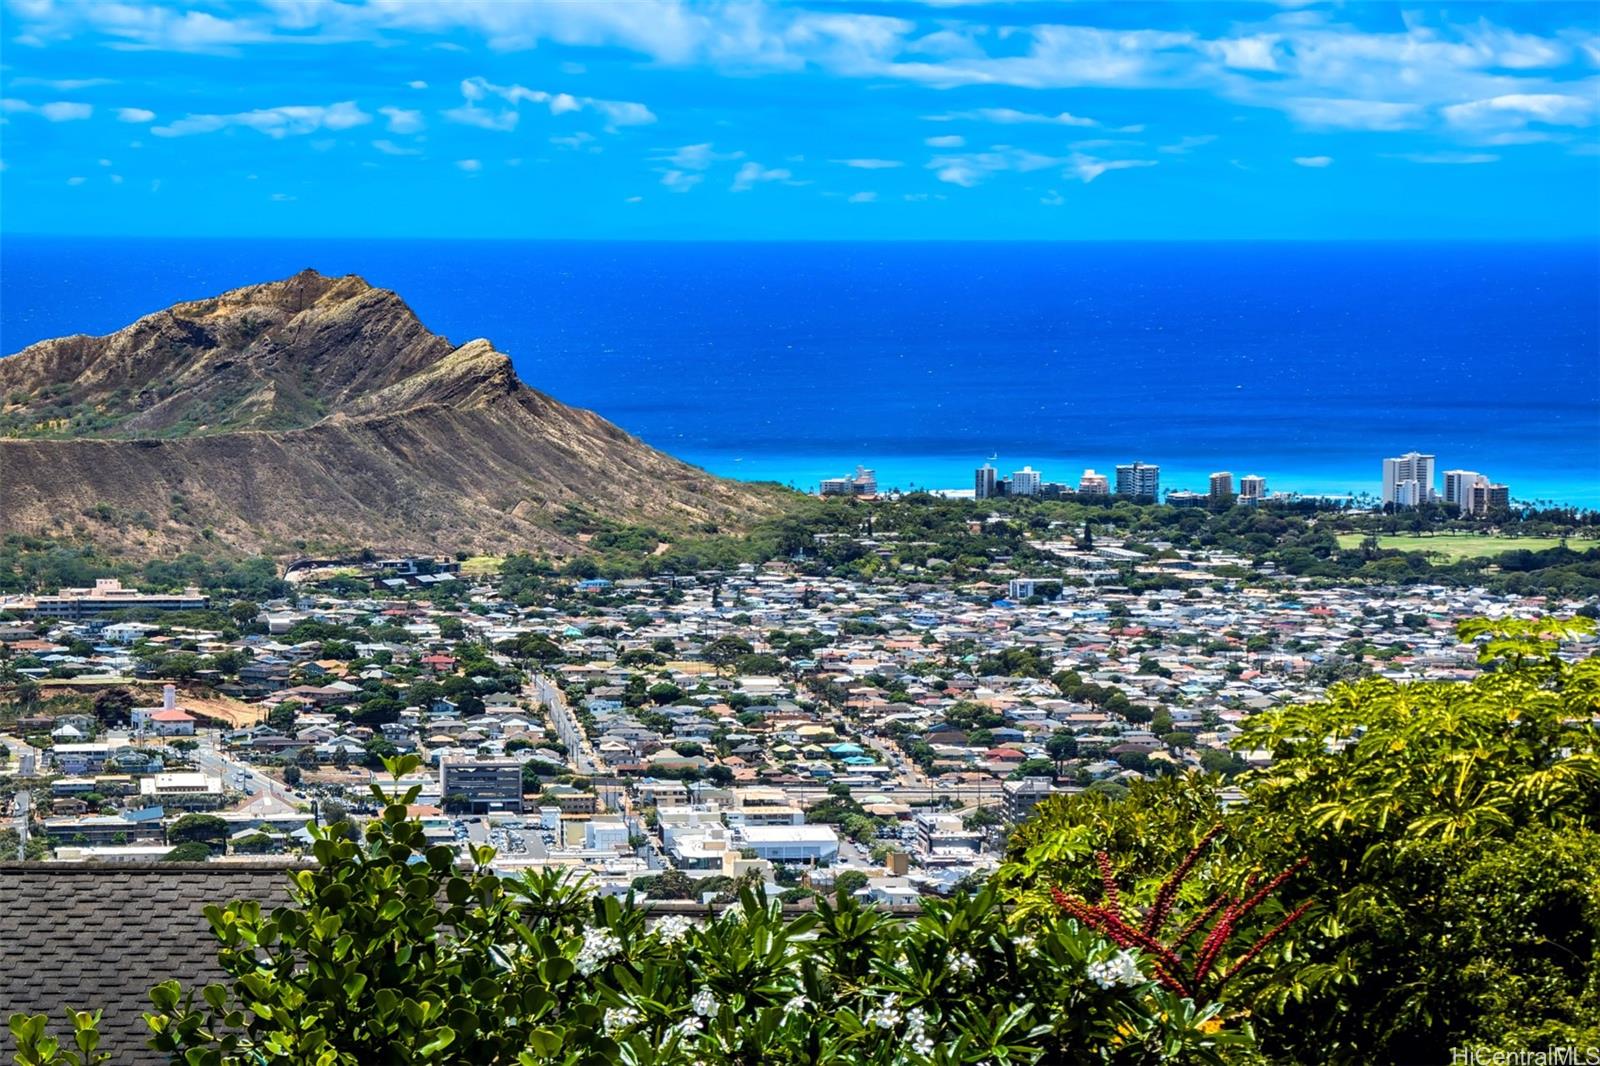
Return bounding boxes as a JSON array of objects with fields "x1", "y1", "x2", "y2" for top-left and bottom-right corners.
[{"x1": 5, "y1": 233, "x2": 1599, "y2": 245}]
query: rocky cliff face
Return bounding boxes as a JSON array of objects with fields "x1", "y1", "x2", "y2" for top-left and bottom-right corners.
[{"x1": 0, "y1": 270, "x2": 783, "y2": 557}]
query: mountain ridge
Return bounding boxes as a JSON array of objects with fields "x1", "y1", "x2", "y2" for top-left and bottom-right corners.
[{"x1": 0, "y1": 270, "x2": 786, "y2": 558}]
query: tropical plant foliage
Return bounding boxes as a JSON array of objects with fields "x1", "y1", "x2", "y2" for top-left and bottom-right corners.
[
  {"x1": 1004, "y1": 615, "x2": 1600, "y2": 1063},
  {"x1": 11, "y1": 754, "x2": 1254, "y2": 1066}
]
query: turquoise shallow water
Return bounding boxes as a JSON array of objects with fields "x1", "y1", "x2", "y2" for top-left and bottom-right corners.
[{"x1": 3, "y1": 238, "x2": 1597, "y2": 507}]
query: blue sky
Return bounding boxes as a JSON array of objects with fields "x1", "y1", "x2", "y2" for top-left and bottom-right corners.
[{"x1": 1, "y1": 0, "x2": 1597, "y2": 239}]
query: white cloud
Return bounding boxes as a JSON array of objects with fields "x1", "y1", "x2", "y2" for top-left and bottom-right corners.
[
  {"x1": 1068, "y1": 154, "x2": 1157, "y2": 182},
  {"x1": 443, "y1": 105, "x2": 518, "y2": 131},
  {"x1": 925, "y1": 134, "x2": 965, "y2": 148},
  {"x1": 835, "y1": 158, "x2": 902, "y2": 169},
  {"x1": 10, "y1": 77, "x2": 114, "y2": 90},
  {"x1": 379, "y1": 106, "x2": 424, "y2": 134},
  {"x1": 1441, "y1": 93, "x2": 1592, "y2": 130},
  {"x1": 928, "y1": 107, "x2": 1100, "y2": 127},
  {"x1": 407, "y1": 80, "x2": 428, "y2": 89},
  {"x1": 1280, "y1": 98, "x2": 1424, "y2": 131},
  {"x1": 2, "y1": 99, "x2": 93, "y2": 121},
  {"x1": 66, "y1": 175, "x2": 86, "y2": 186},
  {"x1": 446, "y1": 76, "x2": 655, "y2": 132},
  {"x1": 117, "y1": 107, "x2": 156, "y2": 123},
  {"x1": 660, "y1": 169, "x2": 703, "y2": 192},
  {"x1": 1387, "y1": 151, "x2": 1499, "y2": 164},
  {"x1": 11, "y1": 1, "x2": 1595, "y2": 158},
  {"x1": 847, "y1": 191, "x2": 877, "y2": 203},
  {"x1": 1041, "y1": 189, "x2": 1065, "y2": 206},
  {"x1": 551, "y1": 132, "x2": 598, "y2": 150},
  {"x1": 456, "y1": 158, "x2": 482, "y2": 171},
  {"x1": 1204, "y1": 35, "x2": 1282, "y2": 72},
  {"x1": 153, "y1": 101, "x2": 370, "y2": 138},
  {"x1": 927, "y1": 146, "x2": 1148, "y2": 187},
  {"x1": 1293, "y1": 155, "x2": 1334, "y2": 167},
  {"x1": 731, "y1": 161, "x2": 792, "y2": 191},
  {"x1": 270, "y1": 191, "x2": 295, "y2": 201},
  {"x1": 1158, "y1": 134, "x2": 1216, "y2": 155},
  {"x1": 373, "y1": 139, "x2": 421, "y2": 156},
  {"x1": 664, "y1": 142, "x2": 742, "y2": 170}
]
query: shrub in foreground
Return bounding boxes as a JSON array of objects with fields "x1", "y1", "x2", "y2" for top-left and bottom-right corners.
[{"x1": 12, "y1": 754, "x2": 1253, "y2": 1065}]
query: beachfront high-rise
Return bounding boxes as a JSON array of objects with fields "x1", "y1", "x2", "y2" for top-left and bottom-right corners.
[
  {"x1": 1209, "y1": 472, "x2": 1234, "y2": 503},
  {"x1": 1382, "y1": 452, "x2": 1436, "y2": 508},
  {"x1": 1444, "y1": 470, "x2": 1482, "y2": 513},
  {"x1": 1239, "y1": 475, "x2": 1266, "y2": 501},
  {"x1": 1079, "y1": 470, "x2": 1110, "y2": 495},
  {"x1": 974, "y1": 464, "x2": 997, "y2": 500},
  {"x1": 821, "y1": 466, "x2": 877, "y2": 496},
  {"x1": 1011, "y1": 466, "x2": 1041, "y2": 497},
  {"x1": 1115, "y1": 462, "x2": 1159, "y2": 500}
]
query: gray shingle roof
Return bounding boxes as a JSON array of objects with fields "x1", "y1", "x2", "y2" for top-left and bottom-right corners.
[{"x1": 0, "y1": 863, "x2": 297, "y2": 1065}]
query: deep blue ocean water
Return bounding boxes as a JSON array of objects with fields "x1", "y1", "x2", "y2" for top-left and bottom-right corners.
[{"x1": 2, "y1": 238, "x2": 1597, "y2": 506}]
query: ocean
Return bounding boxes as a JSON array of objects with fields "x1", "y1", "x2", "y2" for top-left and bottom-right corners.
[{"x1": 2, "y1": 238, "x2": 1597, "y2": 507}]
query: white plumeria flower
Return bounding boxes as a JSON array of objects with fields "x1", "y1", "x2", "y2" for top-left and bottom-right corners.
[
  {"x1": 655, "y1": 914, "x2": 694, "y2": 944},
  {"x1": 576, "y1": 927, "x2": 622, "y2": 976},
  {"x1": 1087, "y1": 950, "x2": 1142, "y2": 989},
  {"x1": 602, "y1": 1005, "x2": 641, "y2": 1035},
  {"x1": 691, "y1": 986, "x2": 719, "y2": 1017}
]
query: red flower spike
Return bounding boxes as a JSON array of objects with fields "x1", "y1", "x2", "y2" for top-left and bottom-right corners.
[{"x1": 1053, "y1": 849, "x2": 1313, "y2": 1004}]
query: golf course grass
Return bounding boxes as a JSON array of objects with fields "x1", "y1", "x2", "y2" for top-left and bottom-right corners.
[{"x1": 1333, "y1": 532, "x2": 1588, "y2": 561}]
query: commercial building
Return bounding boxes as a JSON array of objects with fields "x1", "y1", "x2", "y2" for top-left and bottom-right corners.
[
  {"x1": 913, "y1": 812, "x2": 982, "y2": 858},
  {"x1": 1010, "y1": 466, "x2": 1041, "y2": 497},
  {"x1": 439, "y1": 759, "x2": 524, "y2": 814},
  {"x1": 732, "y1": 824, "x2": 839, "y2": 865},
  {"x1": 1382, "y1": 452, "x2": 1436, "y2": 507},
  {"x1": 1239, "y1": 475, "x2": 1266, "y2": 502},
  {"x1": 820, "y1": 466, "x2": 877, "y2": 496},
  {"x1": 1209, "y1": 472, "x2": 1234, "y2": 503},
  {"x1": 138, "y1": 773, "x2": 225, "y2": 811},
  {"x1": 1115, "y1": 462, "x2": 1160, "y2": 501},
  {"x1": 973, "y1": 464, "x2": 997, "y2": 499},
  {"x1": 7, "y1": 579, "x2": 208, "y2": 620},
  {"x1": 1078, "y1": 470, "x2": 1110, "y2": 495},
  {"x1": 1003, "y1": 777, "x2": 1059, "y2": 823}
]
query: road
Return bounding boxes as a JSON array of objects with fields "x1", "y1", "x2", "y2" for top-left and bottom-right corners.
[
  {"x1": 193, "y1": 731, "x2": 301, "y2": 815},
  {"x1": 529, "y1": 675, "x2": 602, "y2": 776}
]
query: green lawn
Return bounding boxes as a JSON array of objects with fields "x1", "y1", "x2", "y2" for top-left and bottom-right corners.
[
  {"x1": 459, "y1": 554, "x2": 505, "y2": 576},
  {"x1": 1335, "y1": 532, "x2": 1587, "y2": 561}
]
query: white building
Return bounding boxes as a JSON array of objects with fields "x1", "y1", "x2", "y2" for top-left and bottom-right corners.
[
  {"x1": 733, "y1": 824, "x2": 839, "y2": 865},
  {"x1": 1078, "y1": 469, "x2": 1110, "y2": 495},
  {"x1": 1382, "y1": 452, "x2": 1436, "y2": 507},
  {"x1": 139, "y1": 772, "x2": 224, "y2": 810},
  {"x1": 1239, "y1": 475, "x2": 1266, "y2": 501},
  {"x1": 132, "y1": 685, "x2": 197, "y2": 736},
  {"x1": 1010, "y1": 467, "x2": 1041, "y2": 497},
  {"x1": 820, "y1": 466, "x2": 877, "y2": 496},
  {"x1": 1115, "y1": 462, "x2": 1160, "y2": 500},
  {"x1": 584, "y1": 818, "x2": 631, "y2": 853}
]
